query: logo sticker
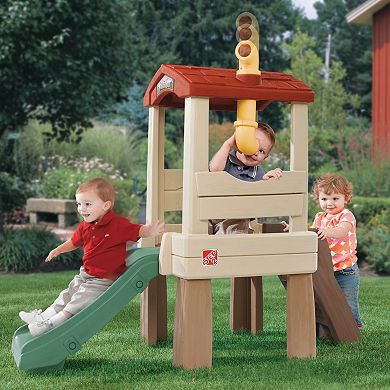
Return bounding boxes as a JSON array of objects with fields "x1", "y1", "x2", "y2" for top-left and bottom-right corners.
[
  {"x1": 157, "y1": 75, "x2": 174, "y2": 95},
  {"x1": 202, "y1": 249, "x2": 218, "y2": 266}
]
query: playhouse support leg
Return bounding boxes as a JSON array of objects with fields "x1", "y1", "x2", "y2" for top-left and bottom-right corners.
[
  {"x1": 230, "y1": 277, "x2": 263, "y2": 334},
  {"x1": 140, "y1": 275, "x2": 167, "y2": 345},
  {"x1": 250, "y1": 276, "x2": 263, "y2": 334},
  {"x1": 173, "y1": 278, "x2": 212, "y2": 369},
  {"x1": 286, "y1": 274, "x2": 316, "y2": 358}
]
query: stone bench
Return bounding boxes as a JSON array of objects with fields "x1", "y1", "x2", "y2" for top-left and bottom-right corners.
[{"x1": 26, "y1": 198, "x2": 78, "y2": 228}]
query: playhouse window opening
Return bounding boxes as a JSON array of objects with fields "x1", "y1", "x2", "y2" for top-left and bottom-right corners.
[
  {"x1": 256, "y1": 216, "x2": 289, "y2": 225},
  {"x1": 164, "y1": 210, "x2": 182, "y2": 225}
]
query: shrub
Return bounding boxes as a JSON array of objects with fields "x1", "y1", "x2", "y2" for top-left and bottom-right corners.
[
  {"x1": 74, "y1": 124, "x2": 141, "y2": 174},
  {"x1": 41, "y1": 165, "x2": 110, "y2": 199},
  {"x1": 341, "y1": 160, "x2": 390, "y2": 197},
  {"x1": 308, "y1": 127, "x2": 339, "y2": 173},
  {"x1": 350, "y1": 196, "x2": 390, "y2": 225},
  {"x1": 357, "y1": 207, "x2": 390, "y2": 274},
  {"x1": 111, "y1": 178, "x2": 140, "y2": 221},
  {"x1": 38, "y1": 159, "x2": 140, "y2": 219},
  {"x1": 0, "y1": 172, "x2": 26, "y2": 210},
  {"x1": 0, "y1": 228, "x2": 82, "y2": 273},
  {"x1": 13, "y1": 124, "x2": 44, "y2": 182},
  {"x1": 40, "y1": 156, "x2": 125, "y2": 198},
  {"x1": 358, "y1": 226, "x2": 390, "y2": 274},
  {"x1": 21, "y1": 121, "x2": 142, "y2": 181},
  {"x1": 2, "y1": 209, "x2": 28, "y2": 225}
]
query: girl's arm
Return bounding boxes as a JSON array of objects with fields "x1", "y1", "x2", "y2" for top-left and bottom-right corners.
[
  {"x1": 317, "y1": 221, "x2": 353, "y2": 240},
  {"x1": 45, "y1": 239, "x2": 79, "y2": 262}
]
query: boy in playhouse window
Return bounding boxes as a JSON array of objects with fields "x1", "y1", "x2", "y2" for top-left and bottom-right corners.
[
  {"x1": 19, "y1": 177, "x2": 164, "y2": 337},
  {"x1": 282, "y1": 173, "x2": 362, "y2": 327},
  {"x1": 208, "y1": 123, "x2": 283, "y2": 234}
]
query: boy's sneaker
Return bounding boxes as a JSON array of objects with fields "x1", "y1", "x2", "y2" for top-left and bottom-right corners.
[
  {"x1": 28, "y1": 319, "x2": 54, "y2": 337},
  {"x1": 19, "y1": 309, "x2": 44, "y2": 324}
]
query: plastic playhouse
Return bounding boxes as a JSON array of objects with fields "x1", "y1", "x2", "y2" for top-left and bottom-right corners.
[
  {"x1": 139, "y1": 12, "x2": 359, "y2": 369},
  {"x1": 12, "y1": 13, "x2": 360, "y2": 372}
]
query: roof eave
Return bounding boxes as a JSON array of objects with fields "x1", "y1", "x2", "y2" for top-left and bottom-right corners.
[{"x1": 346, "y1": 0, "x2": 390, "y2": 25}]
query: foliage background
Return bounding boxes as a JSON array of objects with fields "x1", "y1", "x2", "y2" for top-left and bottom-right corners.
[{"x1": 0, "y1": 0, "x2": 388, "y2": 274}]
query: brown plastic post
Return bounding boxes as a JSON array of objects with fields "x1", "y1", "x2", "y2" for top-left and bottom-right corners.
[
  {"x1": 312, "y1": 233, "x2": 361, "y2": 342},
  {"x1": 173, "y1": 278, "x2": 212, "y2": 369},
  {"x1": 230, "y1": 277, "x2": 250, "y2": 331},
  {"x1": 250, "y1": 276, "x2": 263, "y2": 333},
  {"x1": 140, "y1": 275, "x2": 167, "y2": 345},
  {"x1": 286, "y1": 273, "x2": 316, "y2": 358},
  {"x1": 263, "y1": 223, "x2": 360, "y2": 343},
  {"x1": 230, "y1": 277, "x2": 263, "y2": 334}
]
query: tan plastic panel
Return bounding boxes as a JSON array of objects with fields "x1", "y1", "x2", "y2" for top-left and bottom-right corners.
[
  {"x1": 290, "y1": 103, "x2": 308, "y2": 231},
  {"x1": 171, "y1": 253, "x2": 317, "y2": 279},
  {"x1": 164, "y1": 169, "x2": 183, "y2": 191},
  {"x1": 159, "y1": 232, "x2": 174, "y2": 275},
  {"x1": 164, "y1": 190, "x2": 182, "y2": 211},
  {"x1": 141, "y1": 107, "x2": 165, "y2": 249},
  {"x1": 164, "y1": 224, "x2": 182, "y2": 233},
  {"x1": 195, "y1": 170, "x2": 306, "y2": 197},
  {"x1": 164, "y1": 169, "x2": 183, "y2": 211},
  {"x1": 182, "y1": 97, "x2": 209, "y2": 234},
  {"x1": 199, "y1": 194, "x2": 304, "y2": 220},
  {"x1": 172, "y1": 232, "x2": 318, "y2": 257},
  {"x1": 156, "y1": 224, "x2": 181, "y2": 246}
]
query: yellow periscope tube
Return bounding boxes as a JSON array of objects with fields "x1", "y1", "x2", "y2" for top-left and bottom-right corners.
[{"x1": 234, "y1": 40, "x2": 260, "y2": 156}]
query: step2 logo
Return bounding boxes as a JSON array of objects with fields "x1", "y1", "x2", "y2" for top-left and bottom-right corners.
[{"x1": 202, "y1": 249, "x2": 218, "y2": 266}]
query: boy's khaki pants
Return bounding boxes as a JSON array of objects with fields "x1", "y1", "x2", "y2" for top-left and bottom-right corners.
[{"x1": 50, "y1": 266, "x2": 115, "y2": 315}]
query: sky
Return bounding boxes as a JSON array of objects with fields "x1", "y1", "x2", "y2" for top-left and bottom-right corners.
[{"x1": 292, "y1": 0, "x2": 321, "y2": 19}]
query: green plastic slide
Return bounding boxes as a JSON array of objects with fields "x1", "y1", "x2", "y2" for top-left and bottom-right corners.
[{"x1": 12, "y1": 247, "x2": 160, "y2": 372}]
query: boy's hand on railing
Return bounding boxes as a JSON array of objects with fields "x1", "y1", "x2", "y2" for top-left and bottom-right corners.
[
  {"x1": 140, "y1": 220, "x2": 165, "y2": 238},
  {"x1": 262, "y1": 168, "x2": 283, "y2": 180}
]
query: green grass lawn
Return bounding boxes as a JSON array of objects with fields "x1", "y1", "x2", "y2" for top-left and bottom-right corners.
[{"x1": 1, "y1": 272, "x2": 389, "y2": 389}]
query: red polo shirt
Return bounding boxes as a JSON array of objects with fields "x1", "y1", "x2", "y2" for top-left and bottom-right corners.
[{"x1": 71, "y1": 210, "x2": 142, "y2": 279}]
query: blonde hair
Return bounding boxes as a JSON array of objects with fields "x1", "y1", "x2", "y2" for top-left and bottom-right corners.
[
  {"x1": 76, "y1": 178, "x2": 115, "y2": 209},
  {"x1": 312, "y1": 173, "x2": 353, "y2": 204},
  {"x1": 257, "y1": 122, "x2": 275, "y2": 150}
]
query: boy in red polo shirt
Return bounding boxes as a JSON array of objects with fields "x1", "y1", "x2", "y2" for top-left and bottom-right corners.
[{"x1": 19, "y1": 178, "x2": 164, "y2": 336}]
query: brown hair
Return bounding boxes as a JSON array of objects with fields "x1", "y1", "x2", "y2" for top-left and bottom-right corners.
[
  {"x1": 76, "y1": 178, "x2": 115, "y2": 209},
  {"x1": 312, "y1": 173, "x2": 353, "y2": 204},
  {"x1": 257, "y1": 122, "x2": 276, "y2": 150}
]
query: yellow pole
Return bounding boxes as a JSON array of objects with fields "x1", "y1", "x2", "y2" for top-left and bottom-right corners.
[{"x1": 234, "y1": 16, "x2": 261, "y2": 156}]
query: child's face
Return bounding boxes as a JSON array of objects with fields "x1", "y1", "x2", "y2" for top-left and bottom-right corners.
[
  {"x1": 318, "y1": 190, "x2": 346, "y2": 215},
  {"x1": 236, "y1": 130, "x2": 273, "y2": 167},
  {"x1": 75, "y1": 190, "x2": 111, "y2": 223}
]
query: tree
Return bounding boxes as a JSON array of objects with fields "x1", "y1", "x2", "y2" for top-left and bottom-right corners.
[
  {"x1": 312, "y1": 0, "x2": 372, "y2": 118},
  {"x1": 98, "y1": 83, "x2": 149, "y2": 137},
  {"x1": 0, "y1": 0, "x2": 135, "y2": 141},
  {"x1": 283, "y1": 31, "x2": 349, "y2": 130},
  {"x1": 124, "y1": 0, "x2": 305, "y2": 138}
]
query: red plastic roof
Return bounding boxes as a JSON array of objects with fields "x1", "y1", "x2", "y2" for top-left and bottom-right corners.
[{"x1": 144, "y1": 64, "x2": 314, "y2": 111}]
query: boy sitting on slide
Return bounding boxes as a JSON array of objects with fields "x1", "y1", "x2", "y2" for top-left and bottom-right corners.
[{"x1": 19, "y1": 178, "x2": 164, "y2": 336}]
